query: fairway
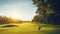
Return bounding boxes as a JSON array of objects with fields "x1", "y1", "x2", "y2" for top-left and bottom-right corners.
[{"x1": 0, "y1": 23, "x2": 60, "y2": 34}]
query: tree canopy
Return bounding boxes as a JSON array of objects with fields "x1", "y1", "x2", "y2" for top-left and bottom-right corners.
[{"x1": 32, "y1": 0, "x2": 60, "y2": 25}]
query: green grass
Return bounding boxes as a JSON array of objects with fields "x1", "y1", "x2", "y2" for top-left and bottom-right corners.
[{"x1": 0, "y1": 23, "x2": 60, "y2": 34}]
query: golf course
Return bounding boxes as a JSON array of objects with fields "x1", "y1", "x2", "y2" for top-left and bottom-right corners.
[
  {"x1": 0, "y1": 23, "x2": 60, "y2": 34},
  {"x1": 0, "y1": 0, "x2": 60, "y2": 34}
]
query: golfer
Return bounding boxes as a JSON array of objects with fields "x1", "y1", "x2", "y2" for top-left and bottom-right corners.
[{"x1": 38, "y1": 26, "x2": 41, "y2": 30}]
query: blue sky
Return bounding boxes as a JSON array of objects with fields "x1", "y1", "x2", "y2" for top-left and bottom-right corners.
[{"x1": 0, "y1": 0, "x2": 37, "y2": 21}]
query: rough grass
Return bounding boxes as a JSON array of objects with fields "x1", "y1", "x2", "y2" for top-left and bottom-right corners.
[{"x1": 0, "y1": 23, "x2": 60, "y2": 34}]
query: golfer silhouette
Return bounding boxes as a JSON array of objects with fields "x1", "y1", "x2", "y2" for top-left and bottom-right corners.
[{"x1": 38, "y1": 26, "x2": 41, "y2": 30}]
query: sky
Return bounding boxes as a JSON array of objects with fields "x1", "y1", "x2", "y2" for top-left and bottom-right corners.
[{"x1": 0, "y1": 0, "x2": 37, "y2": 21}]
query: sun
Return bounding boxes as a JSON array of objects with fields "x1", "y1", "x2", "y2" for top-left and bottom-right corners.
[{"x1": 11, "y1": 13, "x2": 20, "y2": 19}]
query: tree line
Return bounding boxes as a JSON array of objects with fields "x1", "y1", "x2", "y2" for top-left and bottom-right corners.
[
  {"x1": 0, "y1": 16, "x2": 23, "y2": 24},
  {"x1": 32, "y1": 0, "x2": 60, "y2": 25}
]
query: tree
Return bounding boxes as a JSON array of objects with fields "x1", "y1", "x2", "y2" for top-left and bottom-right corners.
[
  {"x1": 32, "y1": 0, "x2": 60, "y2": 25},
  {"x1": 0, "y1": 16, "x2": 23, "y2": 24}
]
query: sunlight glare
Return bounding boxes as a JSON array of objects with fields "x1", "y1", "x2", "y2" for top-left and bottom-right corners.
[{"x1": 11, "y1": 13, "x2": 20, "y2": 19}]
